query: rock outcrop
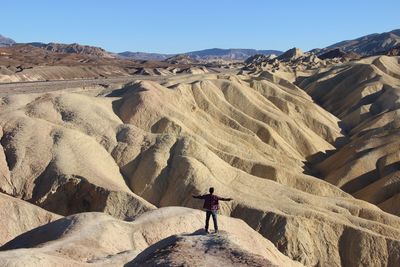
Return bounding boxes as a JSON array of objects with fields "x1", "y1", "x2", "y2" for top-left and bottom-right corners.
[
  {"x1": 0, "y1": 207, "x2": 302, "y2": 266},
  {"x1": 277, "y1": 48, "x2": 304, "y2": 61}
]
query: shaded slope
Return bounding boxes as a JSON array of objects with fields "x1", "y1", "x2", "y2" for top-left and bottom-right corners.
[
  {"x1": 0, "y1": 193, "x2": 60, "y2": 246},
  {"x1": 320, "y1": 29, "x2": 400, "y2": 56},
  {"x1": 299, "y1": 56, "x2": 400, "y2": 216}
]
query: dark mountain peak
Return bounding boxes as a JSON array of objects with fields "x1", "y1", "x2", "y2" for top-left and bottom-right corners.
[
  {"x1": 277, "y1": 47, "x2": 303, "y2": 61},
  {"x1": 0, "y1": 34, "x2": 16, "y2": 47},
  {"x1": 322, "y1": 28, "x2": 400, "y2": 56},
  {"x1": 23, "y1": 42, "x2": 114, "y2": 58}
]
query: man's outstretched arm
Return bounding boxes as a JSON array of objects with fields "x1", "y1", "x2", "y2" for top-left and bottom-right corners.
[
  {"x1": 192, "y1": 195, "x2": 205, "y2": 199},
  {"x1": 219, "y1": 197, "x2": 233, "y2": 201}
]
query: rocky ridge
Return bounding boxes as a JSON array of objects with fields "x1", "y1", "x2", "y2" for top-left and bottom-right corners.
[
  {"x1": 27, "y1": 42, "x2": 114, "y2": 58},
  {"x1": 319, "y1": 29, "x2": 400, "y2": 56}
]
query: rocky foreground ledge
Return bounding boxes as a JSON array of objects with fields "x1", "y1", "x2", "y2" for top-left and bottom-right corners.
[{"x1": 0, "y1": 204, "x2": 300, "y2": 266}]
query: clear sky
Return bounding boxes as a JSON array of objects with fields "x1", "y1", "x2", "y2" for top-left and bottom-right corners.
[{"x1": 1, "y1": 0, "x2": 399, "y2": 53}]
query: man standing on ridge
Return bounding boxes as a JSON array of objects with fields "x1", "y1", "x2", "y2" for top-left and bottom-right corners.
[{"x1": 192, "y1": 187, "x2": 232, "y2": 234}]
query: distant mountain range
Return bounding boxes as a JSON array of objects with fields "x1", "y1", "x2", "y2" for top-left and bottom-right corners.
[
  {"x1": 117, "y1": 29, "x2": 400, "y2": 60},
  {"x1": 118, "y1": 51, "x2": 170, "y2": 61},
  {"x1": 1, "y1": 29, "x2": 400, "y2": 60},
  {"x1": 118, "y1": 48, "x2": 283, "y2": 61},
  {"x1": 314, "y1": 29, "x2": 400, "y2": 56},
  {"x1": 0, "y1": 34, "x2": 16, "y2": 47}
]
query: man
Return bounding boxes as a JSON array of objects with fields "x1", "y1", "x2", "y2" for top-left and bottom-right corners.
[{"x1": 192, "y1": 187, "x2": 232, "y2": 234}]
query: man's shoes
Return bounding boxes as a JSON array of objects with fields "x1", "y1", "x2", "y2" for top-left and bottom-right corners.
[
  {"x1": 214, "y1": 230, "x2": 218, "y2": 234},
  {"x1": 205, "y1": 229, "x2": 209, "y2": 234}
]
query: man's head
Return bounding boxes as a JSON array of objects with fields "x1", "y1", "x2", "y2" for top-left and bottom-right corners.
[{"x1": 209, "y1": 187, "x2": 214, "y2": 194}]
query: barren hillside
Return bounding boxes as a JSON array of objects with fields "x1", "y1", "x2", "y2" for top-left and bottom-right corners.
[
  {"x1": 1, "y1": 61, "x2": 400, "y2": 265},
  {"x1": 299, "y1": 56, "x2": 400, "y2": 216}
]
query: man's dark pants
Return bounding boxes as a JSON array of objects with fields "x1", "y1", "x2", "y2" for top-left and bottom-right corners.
[{"x1": 205, "y1": 210, "x2": 218, "y2": 232}]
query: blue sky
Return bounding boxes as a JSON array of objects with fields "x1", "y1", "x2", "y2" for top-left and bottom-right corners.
[{"x1": 1, "y1": 0, "x2": 399, "y2": 53}]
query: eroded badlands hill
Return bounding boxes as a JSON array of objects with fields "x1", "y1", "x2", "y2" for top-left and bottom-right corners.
[
  {"x1": 299, "y1": 56, "x2": 400, "y2": 216},
  {"x1": 1, "y1": 67, "x2": 400, "y2": 266}
]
